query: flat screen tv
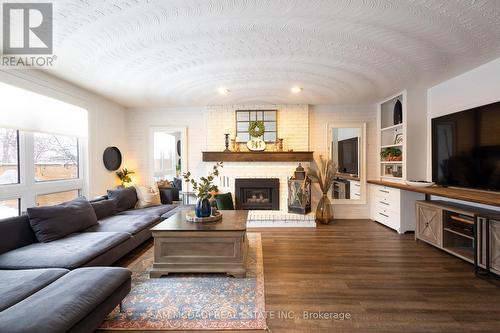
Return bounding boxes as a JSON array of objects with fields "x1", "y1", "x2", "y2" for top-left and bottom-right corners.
[
  {"x1": 432, "y1": 101, "x2": 500, "y2": 192},
  {"x1": 338, "y1": 137, "x2": 358, "y2": 175}
]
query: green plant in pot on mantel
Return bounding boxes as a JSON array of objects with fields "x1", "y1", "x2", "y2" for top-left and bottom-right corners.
[
  {"x1": 308, "y1": 155, "x2": 337, "y2": 225},
  {"x1": 183, "y1": 162, "x2": 223, "y2": 218},
  {"x1": 116, "y1": 168, "x2": 134, "y2": 187}
]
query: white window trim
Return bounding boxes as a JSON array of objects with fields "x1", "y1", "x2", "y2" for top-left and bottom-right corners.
[{"x1": 0, "y1": 130, "x2": 87, "y2": 213}]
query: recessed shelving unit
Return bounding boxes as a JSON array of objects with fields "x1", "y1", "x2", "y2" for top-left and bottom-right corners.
[{"x1": 377, "y1": 91, "x2": 406, "y2": 181}]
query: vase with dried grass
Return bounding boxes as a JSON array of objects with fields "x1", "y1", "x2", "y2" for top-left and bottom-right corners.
[{"x1": 308, "y1": 155, "x2": 337, "y2": 225}]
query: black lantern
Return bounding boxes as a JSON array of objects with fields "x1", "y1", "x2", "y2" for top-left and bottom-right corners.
[{"x1": 288, "y1": 164, "x2": 311, "y2": 214}]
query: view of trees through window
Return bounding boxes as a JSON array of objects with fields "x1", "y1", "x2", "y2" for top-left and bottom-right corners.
[
  {"x1": 37, "y1": 190, "x2": 79, "y2": 207},
  {"x1": 0, "y1": 128, "x2": 19, "y2": 185},
  {"x1": 34, "y1": 133, "x2": 79, "y2": 182}
]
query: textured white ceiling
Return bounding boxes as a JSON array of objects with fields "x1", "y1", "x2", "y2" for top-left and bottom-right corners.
[{"x1": 40, "y1": 0, "x2": 500, "y2": 107}]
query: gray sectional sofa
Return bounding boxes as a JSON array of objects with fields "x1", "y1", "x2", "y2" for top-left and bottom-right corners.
[{"x1": 0, "y1": 186, "x2": 186, "y2": 333}]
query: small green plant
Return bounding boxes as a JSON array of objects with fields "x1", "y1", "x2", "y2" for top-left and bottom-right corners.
[
  {"x1": 182, "y1": 162, "x2": 223, "y2": 199},
  {"x1": 116, "y1": 168, "x2": 134, "y2": 186},
  {"x1": 380, "y1": 147, "x2": 402, "y2": 161}
]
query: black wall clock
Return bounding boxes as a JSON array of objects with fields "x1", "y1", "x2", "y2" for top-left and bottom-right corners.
[{"x1": 103, "y1": 146, "x2": 122, "y2": 171}]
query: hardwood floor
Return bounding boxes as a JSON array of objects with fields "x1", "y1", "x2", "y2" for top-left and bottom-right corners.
[{"x1": 109, "y1": 219, "x2": 500, "y2": 333}]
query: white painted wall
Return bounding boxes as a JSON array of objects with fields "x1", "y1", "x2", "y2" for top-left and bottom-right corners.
[
  {"x1": 427, "y1": 57, "x2": 500, "y2": 180},
  {"x1": 125, "y1": 107, "x2": 207, "y2": 189},
  {"x1": 310, "y1": 104, "x2": 377, "y2": 219},
  {"x1": 0, "y1": 69, "x2": 128, "y2": 197}
]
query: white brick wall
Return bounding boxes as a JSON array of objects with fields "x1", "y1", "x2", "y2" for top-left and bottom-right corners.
[
  {"x1": 125, "y1": 103, "x2": 377, "y2": 219},
  {"x1": 206, "y1": 104, "x2": 309, "y2": 151},
  {"x1": 206, "y1": 104, "x2": 310, "y2": 210}
]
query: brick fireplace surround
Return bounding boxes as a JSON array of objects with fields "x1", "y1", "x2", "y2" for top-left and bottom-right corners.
[{"x1": 206, "y1": 104, "x2": 311, "y2": 211}]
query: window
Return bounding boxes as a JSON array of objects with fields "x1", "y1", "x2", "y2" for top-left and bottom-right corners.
[
  {"x1": 153, "y1": 131, "x2": 180, "y2": 181},
  {"x1": 37, "y1": 190, "x2": 79, "y2": 207},
  {"x1": 235, "y1": 110, "x2": 277, "y2": 142},
  {"x1": 0, "y1": 198, "x2": 20, "y2": 218},
  {"x1": 0, "y1": 82, "x2": 87, "y2": 213},
  {"x1": 0, "y1": 128, "x2": 19, "y2": 185},
  {"x1": 34, "y1": 133, "x2": 79, "y2": 182}
]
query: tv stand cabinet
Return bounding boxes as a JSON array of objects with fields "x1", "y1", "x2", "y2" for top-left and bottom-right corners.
[{"x1": 416, "y1": 200, "x2": 500, "y2": 276}]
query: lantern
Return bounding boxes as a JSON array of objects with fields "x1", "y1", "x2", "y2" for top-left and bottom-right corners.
[{"x1": 288, "y1": 164, "x2": 311, "y2": 214}]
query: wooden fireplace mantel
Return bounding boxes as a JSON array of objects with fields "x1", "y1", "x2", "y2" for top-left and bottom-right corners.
[{"x1": 202, "y1": 151, "x2": 314, "y2": 162}]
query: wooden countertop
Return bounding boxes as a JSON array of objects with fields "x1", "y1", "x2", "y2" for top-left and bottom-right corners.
[{"x1": 368, "y1": 179, "x2": 500, "y2": 207}]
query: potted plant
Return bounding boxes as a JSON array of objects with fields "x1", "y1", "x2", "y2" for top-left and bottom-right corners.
[
  {"x1": 308, "y1": 155, "x2": 337, "y2": 224},
  {"x1": 183, "y1": 162, "x2": 223, "y2": 218},
  {"x1": 116, "y1": 168, "x2": 134, "y2": 187},
  {"x1": 380, "y1": 147, "x2": 402, "y2": 161}
]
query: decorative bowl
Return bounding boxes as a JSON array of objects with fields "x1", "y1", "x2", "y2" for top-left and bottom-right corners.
[
  {"x1": 186, "y1": 211, "x2": 222, "y2": 223},
  {"x1": 405, "y1": 180, "x2": 435, "y2": 188}
]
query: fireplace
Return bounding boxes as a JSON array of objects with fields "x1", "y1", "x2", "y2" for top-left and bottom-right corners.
[{"x1": 235, "y1": 178, "x2": 279, "y2": 210}]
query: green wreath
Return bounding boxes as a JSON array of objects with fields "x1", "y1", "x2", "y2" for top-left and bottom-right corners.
[{"x1": 248, "y1": 120, "x2": 265, "y2": 138}]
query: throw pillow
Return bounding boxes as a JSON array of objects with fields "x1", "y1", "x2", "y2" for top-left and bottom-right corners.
[
  {"x1": 135, "y1": 184, "x2": 162, "y2": 208},
  {"x1": 107, "y1": 187, "x2": 138, "y2": 212},
  {"x1": 27, "y1": 197, "x2": 98, "y2": 243},
  {"x1": 91, "y1": 199, "x2": 117, "y2": 220},
  {"x1": 215, "y1": 192, "x2": 235, "y2": 210}
]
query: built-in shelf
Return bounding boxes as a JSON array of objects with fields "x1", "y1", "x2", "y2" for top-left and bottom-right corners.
[
  {"x1": 443, "y1": 227, "x2": 474, "y2": 240},
  {"x1": 378, "y1": 92, "x2": 406, "y2": 182},
  {"x1": 443, "y1": 247, "x2": 474, "y2": 262},
  {"x1": 381, "y1": 144, "x2": 403, "y2": 149},
  {"x1": 380, "y1": 123, "x2": 403, "y2": 132},
  {"x1": 380, "y1": 176, "x2": 403, "y2": 180},
  {"x1": 202, "y1": 151, "x2": 314, "y2": 162}
]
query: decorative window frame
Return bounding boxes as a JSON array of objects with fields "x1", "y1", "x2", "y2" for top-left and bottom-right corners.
[{"x1": 235, "y1": 110, "x2": 277, "y2": 143}]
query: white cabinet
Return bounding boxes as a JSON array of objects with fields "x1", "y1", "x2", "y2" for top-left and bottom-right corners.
[
  {"x1": 348, "y1": 180, "x2": 361, "y2": 200},
  {"x1": 370, "y1": 184, "x2": 425, "y2": 233}
]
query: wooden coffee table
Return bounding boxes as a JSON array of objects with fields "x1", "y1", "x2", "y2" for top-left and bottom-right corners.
[{"x1": 149, "y1": 210, "x2": 248, "y2": 278}]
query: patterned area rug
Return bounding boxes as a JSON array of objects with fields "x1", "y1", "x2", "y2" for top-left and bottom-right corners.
[{"x1": 100, "y1": 233, "x2": 266, "y2": 331}]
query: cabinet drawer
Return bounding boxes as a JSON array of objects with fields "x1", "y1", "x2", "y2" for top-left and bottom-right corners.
[
  {"x1": 374, "y1": 210, "x2": 399, "y2": 229},
  {"x1": 373, "y1": 186, "x2": 400, "y2": 201},
  {"x1": 375, "y1": 198, "x2": 400, "y2": 213}
]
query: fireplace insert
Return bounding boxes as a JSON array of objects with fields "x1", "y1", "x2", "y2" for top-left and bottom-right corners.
[{"x1": 235, "y1": 178, "x2": 279, "y2": 210}]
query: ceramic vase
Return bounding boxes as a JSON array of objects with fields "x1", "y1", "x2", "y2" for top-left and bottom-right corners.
[{"x1": 195, "y1": 197, "x2": 211, "y2": 218}]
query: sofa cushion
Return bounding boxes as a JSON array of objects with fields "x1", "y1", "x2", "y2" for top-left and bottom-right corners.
[
  {"x1": 91, "y1": 199, "x2": 117, "y2": 220},
  {"x1": 118, "y1": 204, "x2": 176, "y2": 217},
  {"x1": 86, "y1": 214, "x2": 160, "y2": 235},
  {"x1": 0, "y1": 232, "x2": 130, "y2": 269},
  {"x1": 108, "y1": 187, "x2": 138, "y2": 212},
  {"x1": 0, "y1": 215, "x2": 37, "y2": 254},
  {"x1": 160, "y1": 204, "x2": 194, "y2": 221},
  {"x1": 0, "y1": 268, "x2": 68, "y2": 311},
  {"x1": 27, "y1": 197, "x2": 98, "y2": 243},
  {"x1": 0, "y1": 267, "x2": 131, "y2": 333},
  {"x1": 135, "y1": 184, "x2": 161, "y2": 208},
  {"x1": 215, "y1": 192, "x2": 235, "y2": 210}
]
